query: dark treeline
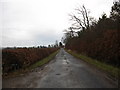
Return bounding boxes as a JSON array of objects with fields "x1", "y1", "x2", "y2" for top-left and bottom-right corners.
[
  {"x1": 3, "y1": 41, "x2": 63, "y2": 49},
  {"x1": 63, "y1": 1, "x2": 119, "y2": 66}
]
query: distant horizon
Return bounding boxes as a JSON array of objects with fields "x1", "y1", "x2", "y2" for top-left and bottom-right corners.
[
  {"x1": 1, "y1": 42, "x2": 64, "y2": 48},
  {"x1": 1, "y1": 45, "x2": 57, "y2": 48}
]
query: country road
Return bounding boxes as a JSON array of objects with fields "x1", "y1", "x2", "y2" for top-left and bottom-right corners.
[{"x1": 3, "y1": 48, "x2": 117, "y2": 88}]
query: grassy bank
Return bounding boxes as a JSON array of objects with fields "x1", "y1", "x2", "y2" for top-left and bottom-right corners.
[
  {"x1": 3, "y1": 49, "x2": 59, "y2": 78},
  {"x1": 66, "y1": 50, "x2": 119, "y2": 79},
  {"x1": 29, "y1": 49, "x2": 59, "y2": 69}
]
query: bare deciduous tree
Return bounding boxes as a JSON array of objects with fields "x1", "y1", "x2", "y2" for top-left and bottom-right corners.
[{"x1": 69, "y1": 5, "x2": 91, "y2": 30}]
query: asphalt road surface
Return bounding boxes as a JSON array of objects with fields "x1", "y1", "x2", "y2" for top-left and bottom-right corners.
[{"x1": 2, "y1": 48, "x2": 117, "y2": 88}]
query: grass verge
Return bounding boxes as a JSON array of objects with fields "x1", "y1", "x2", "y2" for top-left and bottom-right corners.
[
  {"x1": 28, "y1": 49, "x2": 59, "y2": 69},
  {"x1": 3, "y1": 49, "x2": 59, "y2": 78},
  {"x1": 66, "y1": 50, "x2": 119, "y2": 79}
]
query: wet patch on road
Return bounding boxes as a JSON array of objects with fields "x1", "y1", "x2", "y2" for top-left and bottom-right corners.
[{"x1": 56, "y1": 73, "x2": 61, "y2": 75}]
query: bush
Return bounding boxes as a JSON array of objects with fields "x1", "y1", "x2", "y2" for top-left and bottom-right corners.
[{"x1": 2, "y1": 48, "x2": 59, "y2": 73}]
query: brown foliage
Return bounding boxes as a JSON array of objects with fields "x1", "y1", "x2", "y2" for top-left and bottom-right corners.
[
  {"x1": 65, "y1": 29, "x2": 119, "y2": 66},
  {"x1": 2, "y1": 48, "x2": 59, "y2": 73}
]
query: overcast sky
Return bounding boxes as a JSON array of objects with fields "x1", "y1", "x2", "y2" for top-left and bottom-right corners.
[{"x1": 1, "y1": 0, "x2": 113, "y2": 47}]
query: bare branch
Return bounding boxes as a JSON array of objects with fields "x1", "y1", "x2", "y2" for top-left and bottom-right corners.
[
  {"x1": 69, "y1": 5, "x2": 91, "y2": 32},
  {"x1": 83, "y1": 5, "x2": 90, "y2": 29}
]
